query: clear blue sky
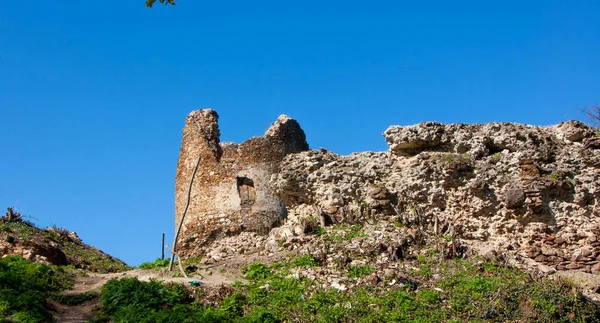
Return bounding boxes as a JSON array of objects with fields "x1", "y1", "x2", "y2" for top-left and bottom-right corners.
[{"x1": 1, "y1": 1, "x2": 598, "y2": 266}]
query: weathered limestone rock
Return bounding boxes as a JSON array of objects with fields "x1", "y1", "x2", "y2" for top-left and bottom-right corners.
[
  {"x1": 504, "y1": 187, "x2": 526, "y2": 209},
  {"x1": 585, "y1": 137, "x2": 600, "y2": 149},
  {"x1": 383, "y1": 120, "x2": 595, "y2": 158},
  {"x1": 555, "y1": 120, "x2": 595, "y2": 142},
  {"x1": 272, "y1": 120, "x2": 600, "y2": 272},
  {"x1": 174, "y1": 109, "x2": 309, "y2": 258},
  {"x1": 174, "y1": 111, "x2": 600, "y2": 284},
  {"x1": 383, "y1": 121, "x2": 445, "y2": 152}
]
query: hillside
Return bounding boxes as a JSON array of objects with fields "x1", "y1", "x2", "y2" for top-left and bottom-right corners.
[
  {"x1": 2, "y1": 205, "x2": 600, "y2": 322},
  {"x1": 0, "y1": 207, "x2": 128, "y2": 273}
]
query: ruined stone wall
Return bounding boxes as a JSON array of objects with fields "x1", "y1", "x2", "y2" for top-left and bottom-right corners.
[
  {"x1": 174, "y1": 109, "x2": 309, "y2": 258},
  {"x1": 175, "y1": 110, "x2": 600, "y2": 275},
  {"x1": 272, "y1": 120, "x2": 600, "y2": 273}
]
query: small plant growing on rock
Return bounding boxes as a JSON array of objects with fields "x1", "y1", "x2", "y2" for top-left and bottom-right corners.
[
  {"x1": 300, "y1": 215, "x2": 318, "y2": 234},
  {"x1": 348, "y1": 265, "x2": 374, "y2": 278},
  {"x1": 49, "y1": 224, "x2": 71, "y2": 239},
  {"x1": 293, "y1": 255, "x2": 319, "y2": 267},
  {"x1": 314, "y1": 226, "x2": 326, "y2": 236},
  {"x1": 324, "y1": 224, "x2": 365, "y2": 242},
  {"x1": 18, "y1": 232, "x2": 31, "y2": 241},
  {"x1": 441, "y1": 153, "x2": 470, "y2": 163},
  {"x1": 542, "y1": 171, "x2": 563, "y2": 181}
]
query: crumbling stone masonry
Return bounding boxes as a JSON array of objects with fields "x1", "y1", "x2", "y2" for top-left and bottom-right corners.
[{"x1": 174, "y1": 109, "x2": 309, "y2": 258}]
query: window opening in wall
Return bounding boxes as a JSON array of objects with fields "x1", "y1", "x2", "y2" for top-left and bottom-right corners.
[{"x1": 237, "y1": 176, "x2": 256, "y2": 206}]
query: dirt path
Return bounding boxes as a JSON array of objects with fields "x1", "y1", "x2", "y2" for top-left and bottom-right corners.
[
  {"x1": 50, "y1": 266, "x2": 242, "y2": 323},
  {"x1": 49, "y1": 299, "x2": 101, "y2": 323}
]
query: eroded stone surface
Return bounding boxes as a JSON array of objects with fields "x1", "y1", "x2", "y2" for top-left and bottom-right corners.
[
  {"x1": 271, "y1": 120, "x2": 600, "y2": 273},
  {"x1": 175, "y1": 115, "x2": 600, "y2": 282}
]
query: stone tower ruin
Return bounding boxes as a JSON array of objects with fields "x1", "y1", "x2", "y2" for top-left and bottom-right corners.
[{"x1": 174, "y1": 109, "x2": 309, "y2": 258}]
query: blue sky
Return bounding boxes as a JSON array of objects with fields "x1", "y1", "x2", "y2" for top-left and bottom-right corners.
[{"x1": 1, "y1": 1, "x2": 599, "y2": 266}]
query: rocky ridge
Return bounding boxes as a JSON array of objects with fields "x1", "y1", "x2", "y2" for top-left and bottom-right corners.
[{"x1": 271, "y1": 121, "x2": 600, "y2": 272}]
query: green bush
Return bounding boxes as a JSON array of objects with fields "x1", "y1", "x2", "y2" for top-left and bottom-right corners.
[
  {"x1": 138, "y1": 258, "x2": 170, "y2": 270},
  {"x1": 101, "y1": 277, "x2": 188, "y2": 312},
  {"x1": 0, "y1": 256, "x2": 73, "y2": 322},
  {"x1": 92, "y1": 277, "x2": 233, "y2": 322},
  {"x1": 242, "y1": 306, "x2": 282, "y2": 323},
  {"x1": 242, "y1": 262, "x2": 271, "y2": 280}
]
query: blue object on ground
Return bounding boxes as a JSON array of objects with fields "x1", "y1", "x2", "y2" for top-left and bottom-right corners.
[{"x1": 189, "y1": 280, "x2": 204, "y2": 286}]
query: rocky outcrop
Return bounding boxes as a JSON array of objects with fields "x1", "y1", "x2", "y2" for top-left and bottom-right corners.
[
  {"x1": 271, "y1": 120, "x2": 600, "y2": 273},
  {"x1": 174, "y1": 109, "x2": 309, "y2": 258},
  {"x1": 175, "y1": 113, "x2": 600, "y2": 279}
]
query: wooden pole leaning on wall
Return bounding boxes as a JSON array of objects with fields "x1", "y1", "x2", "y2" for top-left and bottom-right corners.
[{"x1": 168, "y1": 154, "x2": 202, "y2": 272}]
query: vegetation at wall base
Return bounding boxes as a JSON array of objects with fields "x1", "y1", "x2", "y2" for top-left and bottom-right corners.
[
  {"x1": 91, "y1": 256, "x2": 600, "y2": 323},
  {"x1": 0, "y1": 247, "x2": 598, "y2": 322}
]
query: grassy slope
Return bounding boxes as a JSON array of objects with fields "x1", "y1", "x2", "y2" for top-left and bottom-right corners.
[
  {"x1": 0, "y1": 220, "x2": 129, "y2": 273},
  {"x1": 0, "y1": 256, "x2": 75, "y2": 322}
]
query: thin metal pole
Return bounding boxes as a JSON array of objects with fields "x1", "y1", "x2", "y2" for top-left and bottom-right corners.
[{"x1": 161, "y1": 233, "x2": 165, "y2": 260}]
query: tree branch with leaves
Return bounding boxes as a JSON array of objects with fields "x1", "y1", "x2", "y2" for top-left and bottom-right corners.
[{"x1": 146, "y1": 0, "x2": 175, "y2": 7}]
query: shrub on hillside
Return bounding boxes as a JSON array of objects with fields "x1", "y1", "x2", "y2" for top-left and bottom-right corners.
[
  {"x1": 138, "y1": 258, "x2": 170, "y2": 270},
  {"x1": 0, "y1": 207, "x2": 22, "y2": 223},
  {"x1": 0, "y1": 256, "x2": 73, "y2": 322},
  {"x1": 91, "y1": 277, "x2": 230, "y2": 322}
]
